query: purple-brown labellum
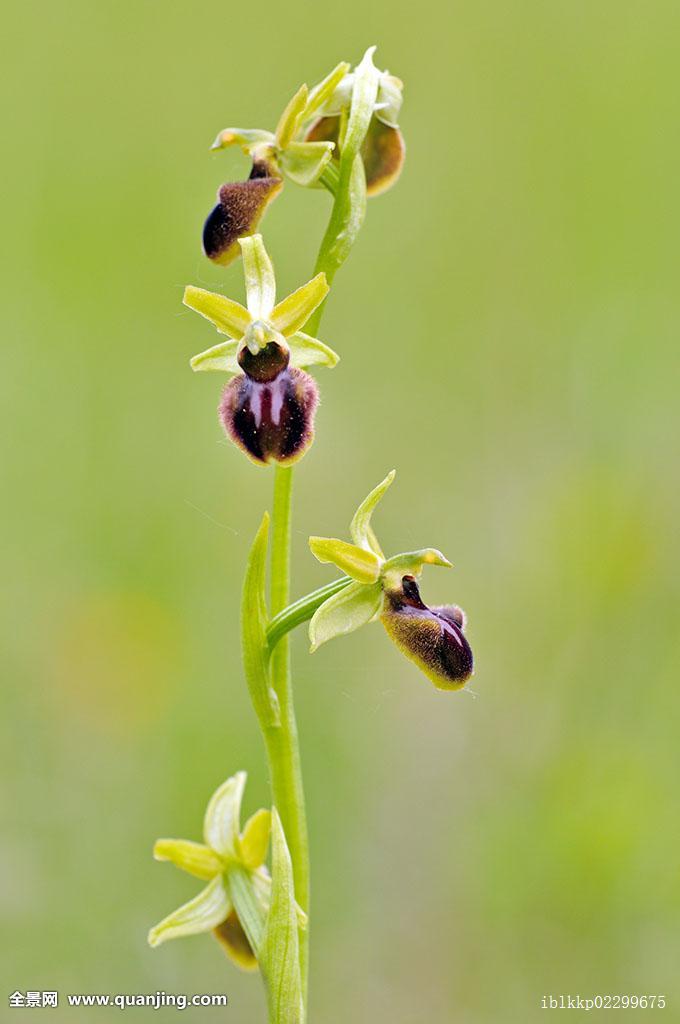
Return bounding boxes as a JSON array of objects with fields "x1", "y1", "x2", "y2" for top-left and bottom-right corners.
[
  {"x1": 203, "y1": 160, "x2": 282, "y2": 267},
  {"x1": 380, "y1": 575, "x2": 473, "y2": 690},
  {"x1": 219, "y1": 342, "x2": 319, "y2": 466},
  {"x1": 306, "y1": 116, "x2": 405, "y2": 197},
  {"x1": 213, "y1": 909, "x2": 257, "y2": 971}
]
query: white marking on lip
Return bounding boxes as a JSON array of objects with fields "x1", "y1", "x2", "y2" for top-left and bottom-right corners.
[
  {"x1": 249, "y1": 384, "x2": 263, "y2": 428},
  {"x1": 271, "y1": 377, "x2": 285, "y2": 426}
]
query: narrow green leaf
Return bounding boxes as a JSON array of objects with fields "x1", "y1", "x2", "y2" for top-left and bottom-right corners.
[
  {"x1": 270, "y1": 274, "x2": 329, "y2": 338},
  {"x1": 241, "y1": 514, "x2": 280, "y2": 728},
  {"x1": 259, "y1": 810, "x2": 303, "y2": 1024},
  {"x1": 308, "y1": 537, "x2": 380, "y2": 583},
  {"x1": 309, "y1": 580, "x2": 382, "y2": 652},
  {"x1": 287, "y1": 331, "x2": 339, "y2": 370},
  {"x1": 183, "y1": 285, "x2": 250, "y2": 339},
  {"x1": 189, "y1": 339, "x2": 240, "y2": 375},
  {"x1": 349, "y1": 470, "x2": 396, "y2": 556},
  {"x1": 239, "y1": 235, "x2": 276, "y2": 319},
  {"x1": 148, "y1": 876, "x2": 230, "y2": 948}
]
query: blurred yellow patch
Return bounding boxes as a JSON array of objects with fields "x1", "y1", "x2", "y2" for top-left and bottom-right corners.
[{"x1": 52, "y1": 592, "x2": 182, "y2": 733}]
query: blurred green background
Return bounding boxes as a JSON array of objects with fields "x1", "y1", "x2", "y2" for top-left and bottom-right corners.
[{"x1": 3, "y1": 1, "x2": 679, "y2": 1020}]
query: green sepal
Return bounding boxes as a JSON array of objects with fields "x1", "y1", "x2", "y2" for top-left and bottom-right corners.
[
  {"x1": 349, "y1": 470, "x2": 395, "y2": 556},
  {"x1": 147, "y1": 875, "x2": 230, "y2": 948},
  {"x1": 239, "y1": 235, "x2": 276, "y2": 319},
  {"x1": 183, "y1": 286, "x2": 250, "y2": 339},
  {"x1": 153, "y1": 839, "x2": 222, "y2": 881},
  {"x1": 189, "y1": 339, "x2": 239, "y2": 375},
  {"x1": 259, "y1": 810, "x2": 304, "y2": 1024},
  {"x1": 309, "y1": 537, "x2": 381, "y2": 583},
  {"x1": 241, "y1": 514, "x2": 280, "y2": 728},
  {"x1": 275, "y1": 84, "x2": 309, "y2": 150},
  {"x1": 203, "y1": 771, "x2": 246, "y2": 859},
  {"x1": 211, "y1": 127, "x2": 275, "y2": 152},
  {"x1": 309, "y1": 580, "x2": 382, "y2": 652},
  {"x1": 270, "y1": 273, "x2": 329, "y2": 337},
  {"x1": 278, "y1": 141, "x2": 335, "y2": 187},
  {"x1": 288, "y1": 332, "x2": 339, "y2": 370}
]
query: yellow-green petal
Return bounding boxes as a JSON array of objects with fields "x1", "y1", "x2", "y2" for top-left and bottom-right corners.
[
  {"x1": 270, "y1": 274, "x2": 329, "y2": 337},
  {"x1": 183, "y1": 286, "x2": 250, "y2": 339},
  {"x1": 309, "y1": 537, "x2": 381, "y2": 583},
  {"x1": 381, "y1": 549, "x2": 452, "y2": 591},
  {"x1": 305, "y1": 61, "x2": 351, "y2": 119},
  {"x1": 240, "y1": 809, "x2": 271, "y2": 870},
  {"x1": 148, "y1": 876, "x2": 230, "y2": 948},
  {"x1": 275, "y1": 84, "x2": 309, "y2": 150},
  {"x1": 210, "y1": 127, "x2": 275, "y2": 152},
  {"x1": 153, "y1": 839, "x2": 222, "y2": 881}
]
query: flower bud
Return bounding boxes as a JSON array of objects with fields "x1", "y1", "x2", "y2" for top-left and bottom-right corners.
[
  {"x1": 219, "y1": 342, "x2": 319, "y2": 465},
  {"x1": 306, "y1": 116, "x2": 404, "y2": 197},
  {"x1": 202, "y1": 161, "x2": 282, "y2": 266},
  {"x1": 380, "y1": 575, "x2": 473, "y2": 690}
]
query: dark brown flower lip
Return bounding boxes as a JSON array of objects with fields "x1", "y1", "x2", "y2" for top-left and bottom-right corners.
[
  {"x1": 382, "y1": 574, "x2": 473, "y2": 688},
  {"x1": 202, "y1": 171, "x2": 282, "y2": 266},
  {"x1": 219, "y1": 366, "x2": 318, "y2": 466}
]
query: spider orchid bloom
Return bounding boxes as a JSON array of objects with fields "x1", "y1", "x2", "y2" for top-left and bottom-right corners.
[
  {"x1": 204, "y1": 61, "x2": 350, "y2": 265},
  {"x1": 185, "y1": 235, "x2": 338, "y2": 466},
  {"x1": 308, "y1": 472, "x2": 473, "y2": 690},
  {"x1": 305, "y1": 49, "x2": 405, "y2": 197},
  {"x1": 148, "y1": 772, "x2": 305, "y2": 970}
]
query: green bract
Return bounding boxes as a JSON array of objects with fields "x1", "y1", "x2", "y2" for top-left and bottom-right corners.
[
  {"x1": 149, "y1": 772, "x2": 307, "y2": 994},
  {"x1": 308, "y1": 471, "x2": 452, "y2": 653},
  {"x1": 185, "y1": 235, "x2": 338, "y2": 376}
]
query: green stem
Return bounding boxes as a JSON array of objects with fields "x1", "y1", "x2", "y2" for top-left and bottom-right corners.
[
  {"x1": 260, "y1": 119, "x2": 368, "y2": 1020},
  {"x1": 263, "y1": 465, "x2": 310, "y2": 1011},
  {"x1": 267, "y1": 576, "x2": 352, "y2": 652}
]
